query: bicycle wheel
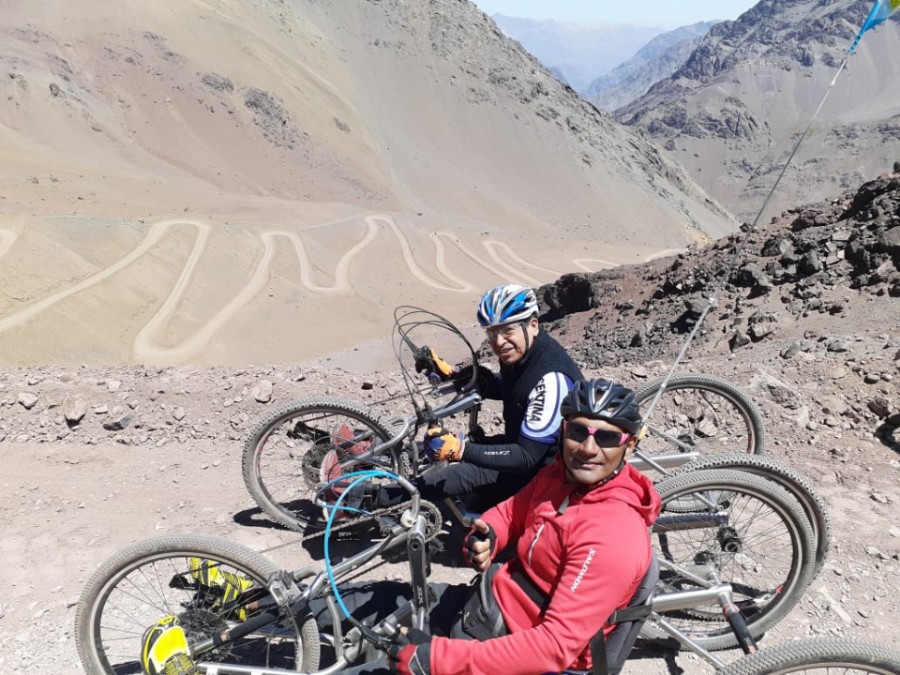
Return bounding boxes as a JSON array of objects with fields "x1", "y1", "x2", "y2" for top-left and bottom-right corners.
[
  {"x1": 670, "y1": 454, "x2": 831, "y2": 579},
  {"x1": 75, "y1": 534, "x2": 320, "y2": 675},
  {"x1": 242, "y1": 397, "x2": 399, "y2": 531},
  {"x1": 646, "y1": 469, "x2": 816, "y2": 651},
  {"x1": 635, "y1": 373, "x2": 765, "y2": 456},
  {"x1": 719, "y1": 638, "x2": 900, "y2": 674}
]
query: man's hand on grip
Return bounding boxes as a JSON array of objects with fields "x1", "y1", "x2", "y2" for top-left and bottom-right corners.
[
  {"x1": 388, "y1": 628, "x2": 432, "y2": 675},
  {"x1": 414, "y1": 346, "x2": 454, "y2": 383},
  {"x1": 463, "y1": 518, "x2": 496, "y2": 571},
  {"x1": 422, "y1": 426, "x2": 465, "y2": 462}
]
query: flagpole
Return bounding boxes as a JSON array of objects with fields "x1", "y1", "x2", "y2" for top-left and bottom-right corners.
[{"x1": 641, "y1": 2, "x2": 893, "y2": 423}]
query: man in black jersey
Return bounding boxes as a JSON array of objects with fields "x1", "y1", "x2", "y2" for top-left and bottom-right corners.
[{"x1": 413, "y1": 283, "x2": 583, "y2": 509}]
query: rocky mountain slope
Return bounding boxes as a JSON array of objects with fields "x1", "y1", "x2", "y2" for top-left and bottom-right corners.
[
  {"x1": 539, "y1": 171, "x2": 900, "y2": 370},
  {"x1": 0, "y1": 0, "x2": 736, "y2": 366},
  {"x1": 585, "y1": 22, "x2": 715, "y2": 112},
  {"x1": 1, "y1": 175, "x2": 898, "y2": 673},
  {"x1": 618, "y1": 0, "x2": 900, "y2": 222},
  {"x1": 4, "y1": 174, "x2": 896, "y2": 446}
]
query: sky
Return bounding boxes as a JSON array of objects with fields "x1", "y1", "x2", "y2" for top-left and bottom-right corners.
[{"x1": 471, "y1": 0, "x2": 760, "y2": 29}]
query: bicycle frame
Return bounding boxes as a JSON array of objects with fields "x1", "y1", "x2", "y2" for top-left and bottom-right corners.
[
  {"x1": 175, "y1": 464, "x2": 764, "y2": 675},
  {"x1": 185, "y1": 477, "x2": 429, "y2": 674},
  {"x1": 328, "y1": 383, "x2": 480, "y2": 464},
  {"x1": 185, "y1": 552, "x2": 754, "y2": 675}
]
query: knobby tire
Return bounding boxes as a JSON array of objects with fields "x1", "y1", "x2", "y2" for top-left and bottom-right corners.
[
  {"x1": 242, "y1": 397, "x2": 397, "y2": 532},
  {"x1": 75, "y1": 534, "x2": 320, "y2": 675},
  {"x1": 635, "y1": 373, "x2": 765, "y2": 456},
  {"x1": 670, "y1": 454, "x2": 830, "y2": 578},
  {"x1": 646, "y1": 469, "x2": 816, "y2": 651},
  {"x1": 719, "y1": 638, "x2": 900, "y2": 674}
]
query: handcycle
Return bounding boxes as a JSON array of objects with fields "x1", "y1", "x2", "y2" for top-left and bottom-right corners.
[
  {"x1": 75, "y1": 470, "x2": 898, "y2": 675},
  {"x1": 240, "y1": 306, "x2": 826, "y2": 576},
  {"x1": 238, "y1": 306, "x2": 829, "y2": 644},
  {"x1": 241, "y1": 306, "x2": 767, "y2": 535}
]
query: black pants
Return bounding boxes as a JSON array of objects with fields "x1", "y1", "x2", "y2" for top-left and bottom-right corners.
[
  {"x1": 308, "y1": 580, "x2": 471, "y2": 674},
  {"x1": 377, "y1": 462, "x2": 532, "y2": 512}
]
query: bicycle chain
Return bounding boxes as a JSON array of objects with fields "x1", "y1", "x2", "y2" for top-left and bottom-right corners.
[{"x1": 260, "y1": 499, "x2": 444, "y2": 555}]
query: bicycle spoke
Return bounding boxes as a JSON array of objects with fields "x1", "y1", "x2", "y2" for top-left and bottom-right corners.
[
  {"x1": 79, "y1": 540, "x2": 311, "y2": 673},
  {"x1": 647, "y1": 470, "x2": 814, "y2": 650}
]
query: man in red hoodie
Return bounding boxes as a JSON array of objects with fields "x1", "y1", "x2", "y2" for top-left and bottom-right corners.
[
  {"x1": 309, "y1": 378, "x2": 660, "y2": 675},
  {"x1": 392, "y1": 378, "x2": 661, "y2": 675},
  {"x1": 139, "y1": 379, "x2": 659, "y2": 675}
]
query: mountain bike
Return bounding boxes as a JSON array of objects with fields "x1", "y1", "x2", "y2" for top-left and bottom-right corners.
[
  {"x1": 75, "y1": 470, "x2": 896, "y2": 675},
  {"x1": 239, "y1": 307, "x2": 828, "y2": 634},
  {"x1": 242, "y1": 306, "x2": 765, "y2": 534},
  {"x1": 642, "y1": 452, "x2": 831, "y2": 579},
  {"x1": 645, "y1": 468, "x2": 817, "y2": 651}
]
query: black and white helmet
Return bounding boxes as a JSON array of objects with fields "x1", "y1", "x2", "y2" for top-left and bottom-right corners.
[
  {"x1": 560, "y1": 379, "x2": 643, "y2": 434},
  {"x1": 476, "y1": 284, "x2": 538, "y2": 327}
]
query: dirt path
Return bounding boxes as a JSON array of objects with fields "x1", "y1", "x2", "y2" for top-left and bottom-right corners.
[
  {"x1": 3, "y1": 215, "x2": 640, "y2": 365},
  {"x1": 2, "y1": 424, "x2": 897, "y2": 674}
]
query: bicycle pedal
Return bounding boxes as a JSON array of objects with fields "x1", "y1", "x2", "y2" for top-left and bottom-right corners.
[{"x1": 376, "y1": 515, "x2": 400, "y2": 536}]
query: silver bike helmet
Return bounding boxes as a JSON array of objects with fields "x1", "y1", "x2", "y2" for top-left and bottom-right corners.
[
  {"x1": 560, "y1": 379, "x2": 643, "y2": 434},
  {"x1": 476, "y1": 284, "x2": 538, "y2": 327}
]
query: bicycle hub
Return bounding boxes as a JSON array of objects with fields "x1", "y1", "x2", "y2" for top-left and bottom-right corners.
[{"x1": 716, "y1": 526, "x2": 743, "y2": 553}]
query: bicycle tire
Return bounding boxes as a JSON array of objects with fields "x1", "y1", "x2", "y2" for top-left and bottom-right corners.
[
  {"x1": 669, "y1": 454, "x2": 830, "y2": 579},
  {"x1": 719, "y1": 638, "x2": 900, "y2": 674},
  {"x1": 634, "y1": 373, "x2": 765, "y2": 456},
  {"x1": 75, "y1": 534, "x2": 320, "y2": 675},
  {"x1": 645, "y1": 469, "x2": 816, "y2": 651},
  {"x1": 242, "y1": 397, "x2": 397, "y2": 531}
]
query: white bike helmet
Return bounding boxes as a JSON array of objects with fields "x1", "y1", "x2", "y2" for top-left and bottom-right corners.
[{"x1": 476, "y1": 284, "x2": 538, "y2": 327}]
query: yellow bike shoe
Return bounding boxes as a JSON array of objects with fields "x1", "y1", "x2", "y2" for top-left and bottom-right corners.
[
  {"x1": 189, "y1": 558, "x2": 254, "y2": 620},
  {"x1": 141, "y1": 615, "x2": 196, "y2": 675}
]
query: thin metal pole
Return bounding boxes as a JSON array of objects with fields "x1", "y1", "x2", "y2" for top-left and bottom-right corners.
[{"x1": 643, "y1": 54, "x2": 851, "y2": 422}]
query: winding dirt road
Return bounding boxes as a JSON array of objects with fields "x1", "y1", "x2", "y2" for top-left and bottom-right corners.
[{"x1": 0, "y1": 216, "x2": 684, "y2": 363}]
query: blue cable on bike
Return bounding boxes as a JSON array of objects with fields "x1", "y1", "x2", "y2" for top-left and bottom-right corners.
[{"x1": 320, "y1": 469, "x2": 403, "y2": 620}]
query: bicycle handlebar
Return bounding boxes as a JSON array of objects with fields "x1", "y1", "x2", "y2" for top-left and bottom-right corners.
[{"x1": 427, "y1": 388, "x2": 482, "y2": 422}]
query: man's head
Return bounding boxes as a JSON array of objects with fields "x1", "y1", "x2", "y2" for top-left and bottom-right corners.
[
  {"x1": 558, "y1": 379, "x2": 644, "y2": 486},
  {"x1": 476, "y1": 284, "x2": 539, "y2": 366}
]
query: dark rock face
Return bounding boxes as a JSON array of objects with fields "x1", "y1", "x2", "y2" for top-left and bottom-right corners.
[
  {"x1": 661, "y1": 0, "x2": 870, "y2": 84},
  {"x1": 538, "y1": 174, "x2": 900, "y2": 370},
  {"x1": 242, "y1": 88, "x2": 304, "y2": 149},
  {"x1": 613, "y1": 0, "x2": 893, "y2": 223},
  {"x1": 538, "y1": 270, "x2": 629, "y2": 320}
]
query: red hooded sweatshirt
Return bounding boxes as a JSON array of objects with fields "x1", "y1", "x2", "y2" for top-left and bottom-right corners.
[{"x1": 429, "y1": 458, "x2": 660, "y2": 675}]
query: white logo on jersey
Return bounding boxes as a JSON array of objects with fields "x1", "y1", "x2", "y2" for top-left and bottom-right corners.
[
  {"x1": 570, "y1": 548, "x2": 596, "y2": 592},
  {"x1": 522, "y1": 372, "x2": 571, "y2": 441},
  {"x1": 527, "y1": 379, "x2": 547, "y2": 424}
]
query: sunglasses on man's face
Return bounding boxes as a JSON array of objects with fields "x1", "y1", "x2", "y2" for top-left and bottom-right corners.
[
  {"x1": 485, "y1": 323, "x2": 522, "y2": 342},
  {"x1": 564, "y1": 421, "x2": 630, "y2": 448}
]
